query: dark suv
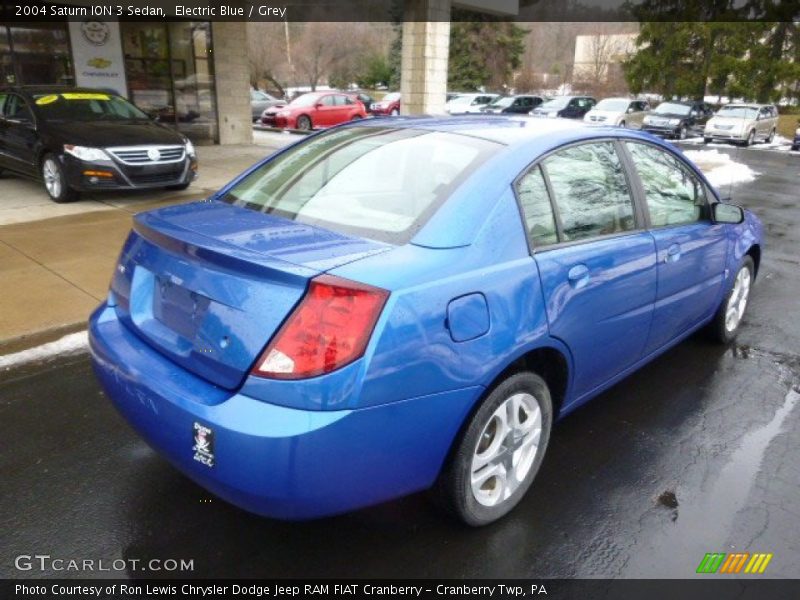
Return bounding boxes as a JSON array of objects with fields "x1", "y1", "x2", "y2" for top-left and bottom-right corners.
[
  {"x1": 530, "y1": 96, "x2": 596, "y2": 119},
  {"x1": 641, "y1": 100, "x2": 714, "y2": 139},
  {"x1": 0, "y1": 86, "x2": 197, "y2": 202}
]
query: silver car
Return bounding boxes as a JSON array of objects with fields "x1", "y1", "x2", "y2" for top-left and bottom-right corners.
[
  {"x1": 704, "y1": 104, "x2": 778, "y2": 146},
  {"x1": 583, "y1": 98, "x2": 650, "y2": 128}
]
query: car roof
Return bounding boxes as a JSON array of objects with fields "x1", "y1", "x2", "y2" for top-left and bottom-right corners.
[
  {"x1": 722, "y1": 103, "x2": 771, "y2": 109},
  {"x1": 353, "y1": 114, "x2": 642, "y2": 146}
]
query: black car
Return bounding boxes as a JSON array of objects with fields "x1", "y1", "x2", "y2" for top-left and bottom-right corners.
[
  {"x1": 641, "y1": 100, "x2": 714, "y2": 139},
  {"x1": 481, "y1": 95, "x2": 545, "y2": 115},
  {"x1": 0, "y1": 86, "x2": 197, "y2": 202},
  {"x1": 530, "y1": 95, "x2": 596, "y2": 119}
]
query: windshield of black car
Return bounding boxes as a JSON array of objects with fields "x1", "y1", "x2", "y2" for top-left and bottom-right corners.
[
  {"x1": 717, "y1": 106, "x2": 758, "y2": 119},
  {"x1": 222, "y1": 126, "x2": 501, "y2": 244},
  {"x1": 539, "y1": 98, "x2": 570, "y2": 110},
  {"x1": 654, "y1": 103, "x2": 691, "y2": 116},
  {"x1": 32, "y1": 93, "x2": 149, "y2": 121}
]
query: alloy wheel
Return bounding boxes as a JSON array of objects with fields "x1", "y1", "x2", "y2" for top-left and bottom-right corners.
[
  {"x1": 725, "y1": 266, "x2": 751, "y2": 333},
  {"x1": 470, "y1": 392, "x2": 542, "y2": 507},
  {"x1": 43, "y1": 158, "x2": 61, "y2": 199}
]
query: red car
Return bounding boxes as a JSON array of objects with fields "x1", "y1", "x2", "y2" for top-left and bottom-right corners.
[
  {"x1": 260, "y1": 92, "x2": 366, "y2": 130},
  {"x1": 370, "y1": 92, "x2": 401, "y2": 116}
]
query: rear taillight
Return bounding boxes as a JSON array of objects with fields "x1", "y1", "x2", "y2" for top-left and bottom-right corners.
[{"x1": 252, "y1": 274, "x2": 389, "y2": 380}]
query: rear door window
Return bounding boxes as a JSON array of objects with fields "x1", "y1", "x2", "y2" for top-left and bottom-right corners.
[
  {"x1": 541, "y1": 142, "x2": 636, "y2": 242},
  {"x1": 516, "y1": 164, "x2": 558, "y2": 248}
]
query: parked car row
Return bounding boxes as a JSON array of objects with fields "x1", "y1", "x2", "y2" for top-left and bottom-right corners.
[
  {"x1": 445, "y1": 91, "x2": 782, "y2": 148},
  {"x1": 256, "y1": 90, "x2": 403, "y2": 130}
]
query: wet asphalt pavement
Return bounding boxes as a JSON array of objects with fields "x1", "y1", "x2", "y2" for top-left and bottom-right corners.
[{"x1": 1, "y1": 143, "x2": 799, "y2": 580}]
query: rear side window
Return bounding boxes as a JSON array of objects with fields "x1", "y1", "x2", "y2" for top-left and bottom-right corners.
[
  {"x1": 542, "y1": 142, "x2": 635, "y2": 242},
  {"x1": 516, "y1": 165, "x2": 558, "y2": 247},
  {"x1": 625, "y1": 142, "x2": 706, "y2": 227},
  {"x1": 222, "y1": 126, "x2": 501, "y2": 244}
]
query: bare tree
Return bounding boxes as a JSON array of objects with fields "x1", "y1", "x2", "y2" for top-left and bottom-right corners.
[
  {"x1": 247, "y1": 22, "x2": 291, "y2": 96},
  {"x1": 293, "y1": 22, "x2": 358, "y2": 90}
]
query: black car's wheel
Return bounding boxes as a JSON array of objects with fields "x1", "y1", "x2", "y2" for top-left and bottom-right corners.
[
  {"x1": 295, "y1": 115, "x2": 312, "y2": 131},
  {"x1": 744, "y1": 129, "x2": 755, "y2": 147},
  {"x1": 165, "y1": 182, "x2": 191, "y2": 191},
  {"x1": 678, "y1": 125, "x2": 688, "y2": 140},
  {"x1": 619, "y1": 120, "x2": 626, "y2": 128},
  {"x1": 710, "y1": 256, "x2": 754, "y2": 343},
  {"x1": 767, "y1": 128, "x2": 776, "y2": 143},
  {"x1": 435, "y1": 371, "x2": 553, "y2": 526},
  {"x1": 704, "y1": 137, "x2": 712, "y2": 144},
  {"x1": 41, "y1": 154, "x2": 78, "y2": 203}
]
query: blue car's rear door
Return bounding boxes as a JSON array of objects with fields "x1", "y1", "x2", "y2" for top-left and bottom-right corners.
[
  {"x1": 621, "y1": 141, "x2": 728, "y2": 354},
  {"x1": 518, "y1": 141, "x2": 657, "y2": 403}
]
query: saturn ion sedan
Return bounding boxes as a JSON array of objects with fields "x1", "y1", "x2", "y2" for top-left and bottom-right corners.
[{"x1": 89, "y1": 117, "x2": 763, "y2": 526}]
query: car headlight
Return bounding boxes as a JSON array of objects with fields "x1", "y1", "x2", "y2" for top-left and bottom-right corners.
[
  {"x1": 795, "y1": 127, "x2": 800, "y2": 136},
  {"x1": 669, "y1": 118, "x2": 680, "y2": 126},
  {"x1": 643, "y1": 116, "x2": 652, "y2": 124},
  {"x1": 184, "y1": 139, "x2": 196, "y2": 158},
  {"x1": 63, "y1": 145, "x2": 110, "y2": 161}
]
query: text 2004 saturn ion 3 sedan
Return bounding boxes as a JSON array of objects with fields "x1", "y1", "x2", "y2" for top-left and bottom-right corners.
[{"x1": 89, "y1": 117, "x2": 763, "y2": 526}]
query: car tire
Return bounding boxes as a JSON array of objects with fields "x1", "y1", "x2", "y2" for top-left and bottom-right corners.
[
  {"x1": 390, "y1": 108, "x2": 399, "y2": 116},
  {"x1": 350, "y1": 114, "x2": 363, "y2": 121},
  {"x1": 678, "y1": 125, "x2": 688, "y2": 140},
  {"x1": 703, "y1": 137, "x2": 712, "y2": 144},
  {"x1": 767, "y1": 128, "x2": 775, "y2": 143},
  {"x1": 165, "y1": 182, "x2": 190, "y2": 191},
  {"x1": 744, "y1": 129, "x2": 755, "y2": 147},
  {"x1": 435, "y1": 371, "x2": 553, "y2": 527},
  {"x1": 41, "y1": 154, "x2": 78, "y2": 203},
  {"x1": 296, "y1": 115, "x2": 312, "y2": 131},
  {"x1": 619, "y1": 120, "x2": 626, "y2": 128},
  {"x1": 710, "y1": 256, "x2": 754, "y2": 344}
]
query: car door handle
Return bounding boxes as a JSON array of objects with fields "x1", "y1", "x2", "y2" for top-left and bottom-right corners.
[
  {"x1": 664, "y1": 243, "x2": 681, "y2": 263},
  {"x1": 567, "y1": 264, "x2": 590, "y2": 287}
]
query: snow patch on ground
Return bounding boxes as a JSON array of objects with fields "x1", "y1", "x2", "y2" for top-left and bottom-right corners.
[
  {"x1": 0, "y1": 331, "x2": 88, "y2": 371},
  {"x1": 683, "y1": 149, "x2": 760, "y2": 188}
]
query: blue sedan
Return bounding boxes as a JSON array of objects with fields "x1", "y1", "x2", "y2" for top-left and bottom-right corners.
[{"x1": 89, "y1": 117, "x2": 763, "y2": 526}]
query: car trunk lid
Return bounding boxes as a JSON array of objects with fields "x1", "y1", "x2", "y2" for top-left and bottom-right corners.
[{"x1": 109, "y1": 201, "x2": 391, "y2": 390}]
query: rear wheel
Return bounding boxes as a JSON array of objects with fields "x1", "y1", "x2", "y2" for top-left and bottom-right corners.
[
  {"x1": 710, "y1": 256, "x2": 754, "y2": 343},
  {"x1": 295, "y1": 115, "x2": 312, "y2": 131},
  {"x1": 619, "y1": 120, "x2": 626, "y2": 128},
  {"x1": 435, "y1": 371, "x2": 553, "y2": 526},
  {"x1": 390, "y1": 108, "x2": 399, "y2": 116},
  {"x1": 42, "y1": 154, "x2": 78, "y2": 203}
]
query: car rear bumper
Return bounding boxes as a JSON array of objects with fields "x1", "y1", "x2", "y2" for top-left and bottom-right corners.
[
  {"x1": 88, "y1": 303, "x2": 479, "y2": 519},
  {"x1": 63, "y1": 154, "x2": 196, "y2": 191}
]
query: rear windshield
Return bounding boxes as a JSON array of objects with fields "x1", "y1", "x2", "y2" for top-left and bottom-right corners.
[
  {"x1": 222, "y1": 126, "x2": 501, "y2": 244},
  {"x1": 32, "y1": 92, "x2": 149, "y2": 121}
]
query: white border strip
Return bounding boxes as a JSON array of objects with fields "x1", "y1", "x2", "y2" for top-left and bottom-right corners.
[{"x1": 0, "y1": 331, "x2": 89, "y2": 371}]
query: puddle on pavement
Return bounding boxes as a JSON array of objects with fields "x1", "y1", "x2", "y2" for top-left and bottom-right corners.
[{"x1": 626, "y1": 380, "x2": 799, "y2": 576}]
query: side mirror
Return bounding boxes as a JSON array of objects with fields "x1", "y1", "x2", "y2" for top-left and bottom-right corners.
[
  {"x1": 712, "y1": 202, "x2": 744, "y2": 225},
  {"x1": 626, "y1": 107, "x2": 635, "y2": 114},
  {"x1": 315, "y1": 102, "x2": 324, "y2": 109}
]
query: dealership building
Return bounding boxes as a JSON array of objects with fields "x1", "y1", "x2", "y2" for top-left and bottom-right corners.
[{"x1": 0, "y1": 19, "x2": 251, "y2": 145}]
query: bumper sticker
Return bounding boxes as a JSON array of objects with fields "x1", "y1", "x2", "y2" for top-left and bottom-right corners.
[{"x1": 192, "y1": 422, "x2": 215, "y2": 468}]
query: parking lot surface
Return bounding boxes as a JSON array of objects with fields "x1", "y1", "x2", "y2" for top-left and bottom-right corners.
[{"x1": 1, "y1": 142, "x2": 799, "y2": 579}]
